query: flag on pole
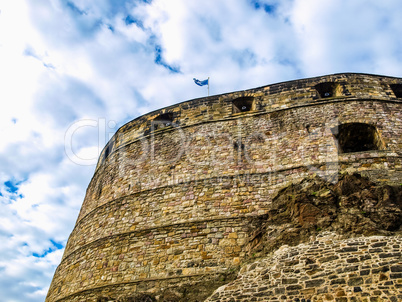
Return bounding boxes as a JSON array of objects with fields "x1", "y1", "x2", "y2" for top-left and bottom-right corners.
[
  {"x1": 193, "y1": 78, "x2": 209, "y2": 86},
  {"x1": 193, "y1": 77, "x2": 210, "y2": 96}
]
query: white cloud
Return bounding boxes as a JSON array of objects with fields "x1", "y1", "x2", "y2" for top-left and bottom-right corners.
[
  {"x1": 290, "y1": 0, "x2": 402, "y2": 76},
  {"x1": 0, "y1": 0, "x2": 401, "y2": 301}
]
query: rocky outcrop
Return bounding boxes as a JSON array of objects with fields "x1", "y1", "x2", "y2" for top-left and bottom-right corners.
[{"x1": 246, "y1": 173, "x2": 402, "y2": 257}]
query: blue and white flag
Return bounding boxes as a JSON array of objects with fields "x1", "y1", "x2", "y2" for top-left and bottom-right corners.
[{"x1": 193, "y1": 78, "x2": 209, "y2": 86}]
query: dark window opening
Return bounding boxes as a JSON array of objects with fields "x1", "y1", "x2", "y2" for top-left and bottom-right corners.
[
  {"x1": 103, "y1": 143, "x2": 112, "y2": 161},
  {"x1": 232, "y1": 97, "x2": 255, "y2": 113},
  {"x1": 315, "y1": 82, "x2": 339, "y2": 98},
  {"x1": 390, "y1": 84, "x2": 402, "y2": 98},
  {"x1": 153, "y1": 113, "x2": 173, "y2": 130},
  {"x1": 332, "y1": 123, "x2": 384, "y2": 153}
]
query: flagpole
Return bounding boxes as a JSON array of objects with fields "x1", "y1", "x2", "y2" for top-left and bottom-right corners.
[{"x1": 208, "y1": 77, "x2": 210, "y2": 96}]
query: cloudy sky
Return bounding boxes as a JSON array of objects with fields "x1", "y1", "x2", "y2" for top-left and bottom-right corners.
[{"x1": 0, "y1": 0, "x2": 401, "y2": 301}]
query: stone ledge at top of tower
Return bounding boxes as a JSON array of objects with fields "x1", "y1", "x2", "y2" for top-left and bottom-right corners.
[{"x1": 96, "y1": 73, "x2": 402, "y2": 170}]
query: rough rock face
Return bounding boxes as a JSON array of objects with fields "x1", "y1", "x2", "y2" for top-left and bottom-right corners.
[
  {"x1": 246, "y1": 173, "x2": 402, "y2": 257},
  {"x1": 206, "y1": 173, "x2": 402, "y2": 302}
]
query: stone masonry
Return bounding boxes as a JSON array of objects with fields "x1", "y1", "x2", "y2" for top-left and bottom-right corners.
[
  {"x1": 206, "y1": 234, "x2": 402, "y2": 302},
  {"x1": 46, "y1": 73, "x2": 402, "y2": 301}
]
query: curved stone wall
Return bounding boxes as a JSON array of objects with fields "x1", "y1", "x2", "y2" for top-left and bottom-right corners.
[{"x1": 46, "y1": 73, "x2": 402, "y2": 302}]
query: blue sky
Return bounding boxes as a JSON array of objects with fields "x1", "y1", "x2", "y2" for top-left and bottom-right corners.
[{"x1": 0, "y1": 0, "x2": 402, "y2": 301}]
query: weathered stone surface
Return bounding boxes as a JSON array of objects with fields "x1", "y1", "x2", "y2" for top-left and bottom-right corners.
[
  {"x1": 244, "y1": 173, "x2": 402, "y2": 256},
  {"x1": 46, "y1": 73, "x2": 402, "y2": 302},
  {"x1": 204, "y1": 173, "x2": 402, "y2": 301},
  {"x1": 206, "y1": 235, "x2": 402, "y2": 302}
]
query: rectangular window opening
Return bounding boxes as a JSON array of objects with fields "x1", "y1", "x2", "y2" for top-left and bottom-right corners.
[
  {"x1": 232, "y1": 97, "x2": 255, "y2": 113},
  {"x1": 315, "y1": 82, "x2": 340, "y2": 98},
  {"x1": 390, "y1": 84, "x2": 402, "y2": 98},
  {"x1": 331, "y1": 123, "x2": 384, "y2": 154},
  {"x1": 153, "y1": 113, "x2": 173, "y2": 130}
]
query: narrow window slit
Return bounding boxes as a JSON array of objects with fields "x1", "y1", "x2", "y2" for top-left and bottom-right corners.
[{"x1": 103, "y1": 143, "x2": 113, "y2": 161}]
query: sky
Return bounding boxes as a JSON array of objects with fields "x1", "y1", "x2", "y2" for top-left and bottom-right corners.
[{"x1": 0, "y1": 0, "x2": 402, "y2": 301}]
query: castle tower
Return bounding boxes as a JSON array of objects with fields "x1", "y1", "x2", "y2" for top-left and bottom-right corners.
[{"x1": 46, "y1": 74, "x2": 402, "y2": 302}]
